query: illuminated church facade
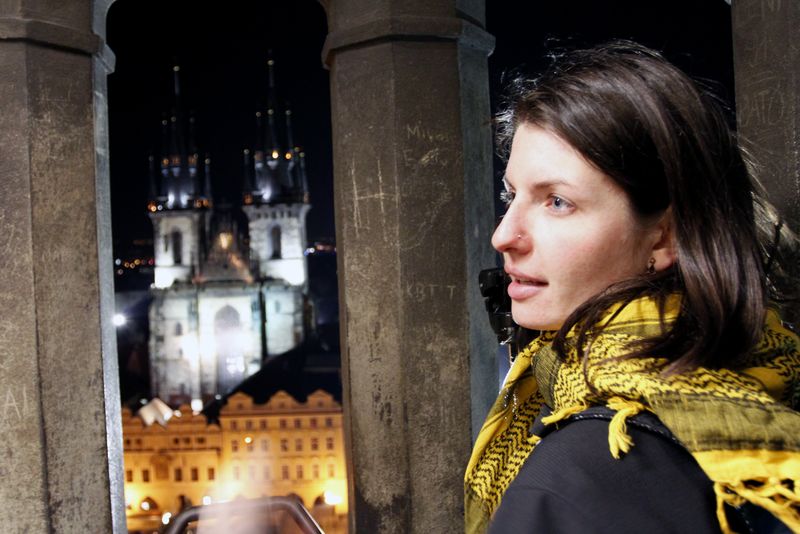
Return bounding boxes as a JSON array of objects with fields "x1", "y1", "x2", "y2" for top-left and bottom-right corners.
[{"x1": 147, "y1": 62, "x2": 311, "y2": 406}]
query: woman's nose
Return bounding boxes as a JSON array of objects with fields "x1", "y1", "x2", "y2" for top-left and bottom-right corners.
[{"x1": 492, "y1": 211, "x2": 527, "y2": 253}]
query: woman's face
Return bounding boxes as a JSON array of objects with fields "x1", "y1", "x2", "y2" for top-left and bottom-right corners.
[{"x1": 492, "y1": 123, "x2": 666, "y2": 331}]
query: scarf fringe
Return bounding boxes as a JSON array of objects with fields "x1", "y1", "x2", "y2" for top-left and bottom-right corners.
[
  {"x1": 697, "y1": 449, "x2": 800, "y2": 533},
  {"x1": 541, "y1": 403, "x2": 587, "y2": 426},
  {"x1": 606, "y1": 397, "x2": 646, "y2": 459}
]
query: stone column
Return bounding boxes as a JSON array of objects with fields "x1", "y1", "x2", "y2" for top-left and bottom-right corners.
[
  {"x1": 322, "y1": 1, "x2": 496, "y2": 531},
  {"x1": 732, "y1": 0, "x2": 800, "y2": 317},
  {"x1": 0, "y1": 1, "x2": 125, "y2": 532}
]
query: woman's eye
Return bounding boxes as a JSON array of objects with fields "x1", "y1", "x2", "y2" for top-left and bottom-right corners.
[
  {"x1": 499, "y1": 189, "x2": 515, "y2": 207},
  {"x1": 548, "y1": 195, "x2": 572, "y2": 211}
]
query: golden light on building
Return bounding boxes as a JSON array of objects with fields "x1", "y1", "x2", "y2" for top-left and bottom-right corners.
[{"x1": 121, "y1": 390, "x2": 348, "y2": 533}]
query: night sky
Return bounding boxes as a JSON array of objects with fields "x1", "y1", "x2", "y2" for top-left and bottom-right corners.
[{"x1": 107, "y1": 0, "x2": 734, "y2": 258}]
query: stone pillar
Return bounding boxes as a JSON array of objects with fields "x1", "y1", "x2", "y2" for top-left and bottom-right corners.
[
  {"x1": 0, "y1": 1, "x2": 125, "y2": 532},
  {"x1": 732, "y1": 0, "x2": 800, "y2": 317},
  {"x1": 322, "y1": 1, "x2": 496, "y2": 531}
]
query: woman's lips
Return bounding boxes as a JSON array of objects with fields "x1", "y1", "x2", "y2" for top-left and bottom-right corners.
[{"x1": 507, "y1": 275, "x2": 548, "y2": 300}]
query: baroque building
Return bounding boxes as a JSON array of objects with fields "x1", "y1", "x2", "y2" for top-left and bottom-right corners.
[
  {"x1": 122, "y1": 390, "x2": 348, "y2": 533},
  {"x1": 147, "y1": 62, "x2": 311, "y2": 406}
]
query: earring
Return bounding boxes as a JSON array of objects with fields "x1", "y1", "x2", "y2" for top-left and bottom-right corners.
[{"x1": 646, "y1": 257, "x2": 656, "y2": 275}]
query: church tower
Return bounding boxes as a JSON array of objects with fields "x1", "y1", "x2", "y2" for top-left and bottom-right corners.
[
  {"x1": 147, "y1": 65, "x2": 212, "y2": 289},
  {"x1": 242, "y1": 57, "x2": 311, "y2": 289}
]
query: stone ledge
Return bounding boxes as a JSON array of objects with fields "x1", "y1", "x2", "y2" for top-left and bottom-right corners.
[
  {"x1": 322, "y1": 14, "x2": 494, "y2": 66},
  {"x1": 0, "y1": 16, "x2": 106, "y2": 57}
]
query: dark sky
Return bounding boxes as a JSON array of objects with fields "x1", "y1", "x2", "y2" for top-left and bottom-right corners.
[{"x1": 107, "y1": 0, "x2": 733, "y2": 257}]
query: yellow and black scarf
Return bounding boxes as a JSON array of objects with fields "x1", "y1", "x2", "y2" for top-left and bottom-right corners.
[{"x1": 464, "y1": 296, "x2": 800, "y2": 534}]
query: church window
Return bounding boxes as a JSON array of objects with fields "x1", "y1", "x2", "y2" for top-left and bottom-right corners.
[
  {"x1": 171, "y1": 230, "x2": 182, "y2": 264},
  {"x1": 270, "y1": 226, "x2": 282, "y2": 259}
]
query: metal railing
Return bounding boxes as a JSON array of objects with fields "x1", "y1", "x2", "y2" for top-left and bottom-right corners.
[{"x1": 164, "y1": 496, "x2": 324, "y2": 534}]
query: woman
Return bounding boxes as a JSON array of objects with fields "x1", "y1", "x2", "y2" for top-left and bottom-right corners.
[{"x1": 464, "y1": 42, "x2": 800, "y2": 534}]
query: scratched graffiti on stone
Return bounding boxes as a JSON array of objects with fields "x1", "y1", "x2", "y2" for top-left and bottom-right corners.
[{"x1": 0, "y1": 385, "x2": 29, "y2": 426}]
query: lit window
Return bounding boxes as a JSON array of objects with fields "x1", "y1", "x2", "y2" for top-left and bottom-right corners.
[
  {"x1": 326, "y1": 437, "x2": 334, "y2": 450},
  {"x1": 281, "y1": 465, "x2": 289, "y2": 480},
  {"x1": 311, "y1": 438, "x2": 319, "y2": 451}
]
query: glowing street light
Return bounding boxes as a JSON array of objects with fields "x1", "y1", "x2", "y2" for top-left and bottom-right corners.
[{"x1": 113, "y1": 314, "x2": 127, "y2": 327}]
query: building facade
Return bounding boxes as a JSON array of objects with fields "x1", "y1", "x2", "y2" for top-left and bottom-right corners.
[{"x1": 122, "y1": 390, "x2": 347, "y2": 533}]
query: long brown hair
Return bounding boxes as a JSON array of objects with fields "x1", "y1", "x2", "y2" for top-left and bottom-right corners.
[{"x1": 496, "y1": 41, "x2": 786, "y2": 373}]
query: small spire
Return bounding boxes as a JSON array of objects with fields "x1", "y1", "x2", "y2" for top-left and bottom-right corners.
[
  {"x1": 203, "y1": 154, "x2": 213, "y2": 204},
  {"x1": 172, "y1": 65, "x2": 181, "y2": 98},
  {"x1": 148, "y1": 154, "x2": 158, "y2": 199},
  {"x1": 299, "y1": 151, "x2": 309, "y2": 203},
  {"x1": 285, "y1": 105, "x2": 295, "y2": 155},
  {"x1": 242, "y1": 148, "x2": 253, "y2": 192}
]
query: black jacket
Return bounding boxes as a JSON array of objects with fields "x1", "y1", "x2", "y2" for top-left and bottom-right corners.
[{"x1": 488, "y1": 406, "x2": 789, "y2": 534}]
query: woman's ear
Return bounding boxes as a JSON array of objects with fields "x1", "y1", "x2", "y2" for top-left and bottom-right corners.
[{"x1": 650, "y1": 208, "x2": 677, "y2": 271}]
